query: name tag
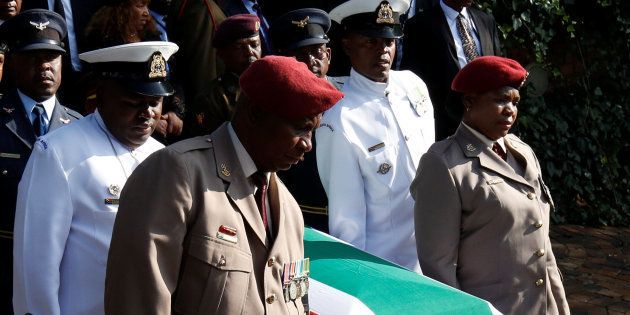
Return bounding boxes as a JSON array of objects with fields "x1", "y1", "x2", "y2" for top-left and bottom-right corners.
[
  {"x1": 368, "y1": 142, "x2": 385, "y2": 152},
  {"x1": 0, "y1": 152, "x2": 21, "y2": 159},
  {"x1": 486, "y1": 179, "x2": 504, "y2": 185}
]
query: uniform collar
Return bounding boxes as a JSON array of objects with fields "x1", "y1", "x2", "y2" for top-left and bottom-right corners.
[
  {"x1": 227, "y1": 122, "x2": 269, "y2": 183},
  {"x1": 17, "y1": 89, "x2": 56, "y2": 122},
  {"x1": 462, "y1": 122, "x2": 506, "y2": 152},
  {"x1": 349, "y1": 68, "x2": 388, "y2": 96}
]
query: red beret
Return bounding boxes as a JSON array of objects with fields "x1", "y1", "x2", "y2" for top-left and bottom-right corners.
[
  {"x1": 240, "y1": 56, "x2": 344, "y2": 119},
  {"x1": 451, "y1": 56, "x2": 528, "y2": 93},
  {"x1": 212, "y1": 14, "x2": 260, "y2": 48}
]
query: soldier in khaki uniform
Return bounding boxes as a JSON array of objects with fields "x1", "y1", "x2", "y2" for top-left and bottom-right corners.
[
  {"x1": 104, "y1": 56, "x2": 343, "y2": 314},
  {"x1": 187, "y1": 14, "x2": 261, "y2": 136},
  {"x1": 411, "y1": 56, "x2": 570, "y2": 314}
]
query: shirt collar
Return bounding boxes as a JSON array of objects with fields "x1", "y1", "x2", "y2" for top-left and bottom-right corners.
[
  {"x1": 17, "y1": 89, "x2": 56, "y2": 121},
  {"x1": 462, "y1": 122, "x2": 506, "y2": 152},
  {"x1": 227, "y1": 122, "x2": 268, "y2": 182},
  {"x1": 349, "y1": 68, "x2": 388, "y2": 96},
  {"x1": 440, "y1": 0, "x2": 472, "y2": 23}
]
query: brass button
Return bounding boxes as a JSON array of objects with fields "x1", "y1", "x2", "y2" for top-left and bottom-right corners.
[
  {"x1": 535, "y1": 279, "x2": 544, "y2": 286},
  {"x1": 218, "y1": 255, "x2": 226, "y2": 266},
  {"x1": 267, "y1": 257, "x2": 275, "y2": 267},
  {"x1": 527, "y1": 192, "x2": 536, "y2": 200},
  {"x1": 1, "y1": 170, "x2": 7, "y2": 175},
  {"x1": 266, "y1": 294, "x2": 276, "y2": 304},
  {"x1": 535, "y1": 249, "x2": 545, "y2": 257},
  {"x1": 533, "y1": 220, "x2": 543, "y2": 228}
]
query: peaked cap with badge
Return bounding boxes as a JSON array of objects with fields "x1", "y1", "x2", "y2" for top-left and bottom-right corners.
[
  {"x1": 79, "y1": 41, "x2": 179, "y2": 97},
  {"x1": 270, "y1": 8, "x2": 331, "y2": 51},
  {"x1": 329, "y1": 0, "x2": 410, "y2": 38},
  {"x1": 0, "y1": 9, "x2": 67, "y2": 53},
  {"x1": 212, "y1": 14, "x2": 260, "y2": 48}
]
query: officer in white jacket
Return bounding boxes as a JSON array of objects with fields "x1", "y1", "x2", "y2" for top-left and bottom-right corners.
[
  {"x1": 317, "y1": 0, "x2": 434, "y2": 273},
  {"x1": 12, "y1": 42, "x2": 178, "y2": 315}
]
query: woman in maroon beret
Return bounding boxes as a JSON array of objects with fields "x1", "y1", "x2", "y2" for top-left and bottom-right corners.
[{"x1": 410, "y1": 56, "x2": 570, "y2": 314}]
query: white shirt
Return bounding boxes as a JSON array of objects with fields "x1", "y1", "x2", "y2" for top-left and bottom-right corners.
[
  {"x1": 440, "y1": 0, "x2": 482, "y2": 68},
  {"x1": 17, "y1": 89, "x2": 56, "y2": 128},
  {"x1": 13, "y1": 111, "x2": 164, "y2": 315},
  {"x1": 227, "y1": 122, "x2": 273, "y2": 235},
  {"x1": 316, "y1": 68, "x2": 434, "y2": 273}
]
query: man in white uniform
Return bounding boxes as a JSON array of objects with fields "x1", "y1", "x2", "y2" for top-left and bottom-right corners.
[
  {"x1": 316, "y1": 0, "x2": 434, "y2": 273},
  {"x1": 12, "y1": 42, "x2": 177, "y2": 315}
]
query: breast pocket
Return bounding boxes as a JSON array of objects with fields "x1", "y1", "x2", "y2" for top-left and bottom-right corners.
[
  {"x1": 173, "y1": 234, "x2": 252, "y2": 315},
  {"x1": 363, "y1": 145, "x2": 397, "y2": 193}
]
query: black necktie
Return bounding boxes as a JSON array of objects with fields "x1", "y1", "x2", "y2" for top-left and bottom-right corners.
[
  {"x1": 32, "y1": 103, "x2": 47, "y2": 137},
  {"x1": 456, "y1": 13, "x2": 479, "y2": 63}
]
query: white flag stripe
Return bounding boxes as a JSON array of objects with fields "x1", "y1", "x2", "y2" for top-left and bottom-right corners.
[{"x1": 309, "y1": 278, "x2": 375, "y2": 315}]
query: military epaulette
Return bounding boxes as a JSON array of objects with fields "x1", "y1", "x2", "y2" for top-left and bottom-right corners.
[
  {"x1": 168, "y1": 136, "x2": 214, "y2": 154},
  {"x1": 62, "y1": 106, "x2": 83, "y2": 120}
]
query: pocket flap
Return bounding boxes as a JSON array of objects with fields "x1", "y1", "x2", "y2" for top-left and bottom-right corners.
[{"x1": 188, "y1": 235, "x2": 252, "y2": 273}]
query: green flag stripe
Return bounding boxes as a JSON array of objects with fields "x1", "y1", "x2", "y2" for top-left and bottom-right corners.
[{"x1": 305, "y1": 228, "x2": 493, "y2": 315}]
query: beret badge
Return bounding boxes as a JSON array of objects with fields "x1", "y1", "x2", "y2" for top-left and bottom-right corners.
[
  {"x1": 376, "y1": 2, "x2": 394, "y2": 24},
  {"x1": 148, "y1": 52, "x2": 167, "y2": 79}
]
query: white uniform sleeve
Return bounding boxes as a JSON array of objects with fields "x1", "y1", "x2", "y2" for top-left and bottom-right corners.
[
  {"x1": 316, "y1": 125, "x2": 368, "y2": 250},
  {"x1": 13, "y1": 140, "x2": 72, "y2": 315}
]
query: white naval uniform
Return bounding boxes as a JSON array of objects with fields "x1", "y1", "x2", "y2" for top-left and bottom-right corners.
[
  {"x1": 316, "y1": 68, "x2": 434, "y2": 273},
  {"x1": 13, "y1": 111, "x2": 163, "y2": 315}
]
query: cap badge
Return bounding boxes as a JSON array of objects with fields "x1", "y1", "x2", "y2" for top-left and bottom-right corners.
[
  {"x1": 255, "y1": 21, "x2": 260, "y2": 32},
  {"x1": 292, "y1": 16, "x2": 310, "y2": 28},
  {"x1": 148, "y1": 52, "x2": 167, "y2": 79},
  {"x1": 377, "y1": 162, "x2": 392, "y2": 174},
  {"x1": 29, "y1": 20, "x2": 50, "y2": 31},
  {"x1": 376, "y1": 2, "x2": 394, "y2": 24},
  {"x1": 2, "y1": 107, "x2": 14, "y2": 114}
]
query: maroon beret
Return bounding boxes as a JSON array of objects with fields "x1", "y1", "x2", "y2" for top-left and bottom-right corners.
[
  {"x1": 240, "y1": 56, "x2": 344, "y2": 119},
  {"x1": 212, "y1": 14, "x2": 260, "y2": 48},
  {"x1": 451, "y1": 56, "x2": 528, "y2": 93}
]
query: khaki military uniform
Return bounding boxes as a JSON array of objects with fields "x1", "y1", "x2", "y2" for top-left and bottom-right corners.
[
  {"x1": 105, "y1": 124, "x2": 306, "y2": 314},
  {"x1": 411, "y1": 124, "x2": 570, "y2": 314},
  {"x1": 187, "y1": 72, "x2": 240, "y2": 136}
]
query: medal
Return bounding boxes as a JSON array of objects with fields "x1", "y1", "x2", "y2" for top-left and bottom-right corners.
[{"x1": 289, "y1": 281, "x2": 298, "y2": 300}]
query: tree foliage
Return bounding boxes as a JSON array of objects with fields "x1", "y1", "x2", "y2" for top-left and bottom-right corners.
[{"x1": 477, "y1": 0, "x2": 630, "y2": 225}]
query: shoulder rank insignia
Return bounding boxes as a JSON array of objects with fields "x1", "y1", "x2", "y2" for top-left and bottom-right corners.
[
  {"x1": 377, "y1": 162, "x2": 392, "y2": 174},
  {"x1": 148, "y1": 52, "x2": 167, "y2": 79},
  {"x1": 376, "y1": 2, "x2": 394, "y2": 24},
  {"x1": 30, "y1": 20, "x2": 49, "y2": 30},
  {"x1": 292, "y1": 16, "x2": 310, "y2": 28}
]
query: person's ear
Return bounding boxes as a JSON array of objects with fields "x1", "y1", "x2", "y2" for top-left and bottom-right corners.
[
  {"x1": 463, "y1": 94, "x2": 476, "y2": 111},
  {"x1": 325, "y1": 46, "x2": 332, "y2": 62}
]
